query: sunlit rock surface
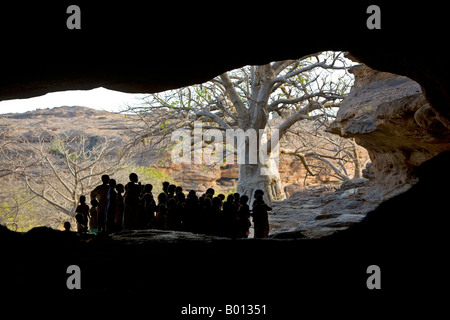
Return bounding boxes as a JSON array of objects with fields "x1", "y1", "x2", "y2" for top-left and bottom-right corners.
[{"x1": 329, "y1": 64, "x2": 450, "y2": 189}]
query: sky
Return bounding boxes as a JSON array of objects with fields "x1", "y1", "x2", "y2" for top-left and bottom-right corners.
[
  {"x1": 0, "y1": 87, "x2": 148, "y2": 114},
  {"x1": 0, "y1": 52, "x2": 354, "y2": 115}
]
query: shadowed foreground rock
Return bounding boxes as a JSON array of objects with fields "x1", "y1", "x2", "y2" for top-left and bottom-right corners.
[{"x1": 2, "y1": 150, "x2": 449, "y2": 317}]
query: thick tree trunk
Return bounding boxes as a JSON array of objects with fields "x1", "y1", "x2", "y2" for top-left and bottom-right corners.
[
  {"x1": 235, "y1": 64, "x2": 286, "y2": 207},
  {"x1": 237, "y1": 158, "x2": 285, "y2": 207}
]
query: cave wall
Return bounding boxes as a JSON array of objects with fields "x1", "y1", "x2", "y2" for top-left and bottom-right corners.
[
  {"x1": 1, "y1": 3, "x2": 450, "y2": 313},
  {"x1": 1, "y1": 2, "x2": 449, "y2": 118}
]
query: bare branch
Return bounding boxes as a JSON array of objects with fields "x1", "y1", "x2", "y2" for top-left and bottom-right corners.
[
  {"x1": 195, "y1": 110, "x2": 232, "y2": 129},
  {"x1": 279, "y1": 149, "x2": 316, "y2": 176},
  {"x1": 219, "y1": 72, "x2": 250, "y2": 127},
  {"x1": 25, "y1": 176, "x2": 72, "y2": 216}
]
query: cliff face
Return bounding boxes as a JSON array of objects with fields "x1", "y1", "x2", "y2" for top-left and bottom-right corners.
[
  {"x1": 155, "y1": 154, "x2": 341, "y2": 196},
  {"x1": 328, "y1": 64, "x2": 450, "y2": 188}
]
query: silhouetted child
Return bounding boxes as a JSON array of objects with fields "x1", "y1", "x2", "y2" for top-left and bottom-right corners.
[
  {"x1": 187, "y1": 190, "x2": 196, "y2": 199},
  {"x1": 162, "y1": 181, "x2": 170, "y2": 195},
  {"x1": 252, "y1": 189, "x2": 264, "y2": 206},
  {"x1": 252, "y1": 194, "x2": 271, "y2": 238},
  {"x1": 75, "y1": 195, "x2": 90, "y2": 227},
  {"x1": 211, "y1": 196, "x2": 223, "y2": 235},
  {"x1": 115, "y1": 184, "x2": 125, "y2": 230},
  {"x1": 217, "y1": 194, "x2": 225, "y2": 210},
  {"x1": 175, "y1": 186, "x2": 183, "y2": 195},
  {"x1": 212, "y1": 196, "x2": 222, "y2": 215},
  {"x1": 237, "y1": 195, "x2": 251, "y2": 238},
  {"x1": 90, "y1": 174, "x2": 110, "y2": 232},
  {"x1": 206, "y1": 188, "x2": 215, "y2": 198},
  {"x1": 222, "y1": 194, "x2": 238, "y2": 237},
  {"x1": 89, "y1": 199, "x2": 99, "y2": 232},
  {"x1": 184, "y1": 191, "x2": 199, "y2": 232},
  {"x1": 141, "y1": 184, "x2": 156, "y2": 228},
  {"x1": 62, "y1": 221, "x2": 80, "y2": 241},
  {"x1": 166, "y1": 197, "x2": 177, "y2": 230},
  {"x1": 124, "y1": 173, "x2": 140, "y2": 230},
  {"x1": 155, "y1": 192, "x2": 168, "y2": 229},
  {"x1": 75, "y1": 212, "x2": 87, "y2": 233},
  {"x1": 233, "y1": 192, "x2": 242, "y2": 211},
  {"x1": 175, "y1": 191, "x2": 186, "y2": 230},
  {"x1": 167, "y1": 184, "x2": 176, "y2": 199},
  {"x1": 63, "y1": 221, "x2": 71, "y2": 232},
  {"x1": 74, "y1": 195, "x2": 89, "y2": 233},
  {"x1": 201, "y1": 197, "x2": 214, "y2": 234},
  {"x1": 106, "y1": 179, "x2": 117, "y2": 232}
]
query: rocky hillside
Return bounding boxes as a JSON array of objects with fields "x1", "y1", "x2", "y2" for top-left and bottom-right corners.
[{"x1": 1, "y1": 105, "x2": 132, "y2": 146}]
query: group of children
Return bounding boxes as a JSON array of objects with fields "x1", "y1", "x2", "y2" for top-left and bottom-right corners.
[{"x1": 72, "y1": 173, "x2": 272, "y2": 238}]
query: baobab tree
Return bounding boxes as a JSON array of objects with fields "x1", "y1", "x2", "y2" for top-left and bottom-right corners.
[{"x1": 125, "y1": 52, "x2": 353, "y2": 205}]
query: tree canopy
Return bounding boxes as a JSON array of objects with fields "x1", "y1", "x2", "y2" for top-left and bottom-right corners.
[{"x1": 124, "y1": 51, "x2": 356, "y2": 204}]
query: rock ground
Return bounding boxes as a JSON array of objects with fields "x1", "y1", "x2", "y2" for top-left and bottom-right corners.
[
  {"x1": 109, "y1": 179, "x2": 386, "y2": 241},
  {"x1": 269, "y1": 178, "x2": 411, "y2": 239}
]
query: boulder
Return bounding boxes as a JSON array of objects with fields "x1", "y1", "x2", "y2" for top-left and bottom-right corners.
[{"x1": 328, "y1": 64, "x2": 450, "y2": 189}]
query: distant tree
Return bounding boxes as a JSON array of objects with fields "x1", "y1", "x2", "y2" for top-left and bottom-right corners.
[
  {"x1": 0, "y1": 129, "x2": 70, "y2": 229},
  {"x1": 0, "y1": 182, "x2": 63, "y2": 232},
  {"x1": 280, "y1": 119, "x2": 369, "y2": 182},
  {"x1": 0, "y1": 127, "x2": 39, "y2": 178},
  {"x1": 12, "y1": 133, "x2": 131, "y2": 217},
  {"x1": 125, "y1": 51, "x2": 353, "y2": 205}
]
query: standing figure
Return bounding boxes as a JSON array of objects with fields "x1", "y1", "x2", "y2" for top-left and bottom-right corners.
[
  {"x1": 252, "y1": 194, "x2": 271, "y2": 238},
  {"x1": 222, "y1": 195, "x2": 238, "y2": 238},
  {"x1": 75, "y1": 213, "x2": 87, "y2": 233},
  {"x1": 155, "y1": 192, "x2": 168, "y2": 230},
  {"x1": 162, "y1": 181, "x2": 170, "y2": 195},
  {"x1": 75, "y1": 196, "x2": 89, "y2": 234},
  {"x1": 90, "y1": 174, "x2": 110, "y2": 232},
  {"x1": 141, "y1": 184, "x2": 156, "y2": 228},
  {"x1": 89, "y1": 199, "x2": 99, "y2": 233},
  {"x1": 237, "y1": 195, "x2": 251, "y2": 238},
  {"x1": 166, "y1": 198, "x2": 177, "y2": 230},
  {"x1": 184, "y1": 191, "x2": 198, "y2": 232},
  {"x1": 123, "y1": 173, "x2": 141, "y2": 230},
  {"x1": 167, "y1": 184, "x2": 176, "y2": 199},
  {"x1": 75, "y1": 195, "x2": 90, "y2": 228},
  {"x1": 105, "y1": 179, "x2": 117, "y2": 232},
  {"x1": 115, "y1": 183, "x2": 125, "y2": 231},
  {"x1": 233, "y1": 193, "x2": 242, "y2": 212}
]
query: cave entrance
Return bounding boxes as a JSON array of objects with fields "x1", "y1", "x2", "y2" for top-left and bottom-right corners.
[
  {"x1": 0, "y1": 44, "x2": 448, "y2": 243},
  {"x1": 0, "y1": 51, "x2": 379, "y2": 240}
]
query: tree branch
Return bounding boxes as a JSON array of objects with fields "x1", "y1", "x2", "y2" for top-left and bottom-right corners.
[
  {"x1": 195, "y1": 110, "x2": 231, "y2": 129},
  {"x1": 277, "y1": 102, "x2": 324, "y2": 138},
  {"x1": 268, "y1": 92, "x2": 342, "y2": 111},
  {"x1": 219, "y1": 72, "x2": 250, "y2": 128},
  {"x1": 279, "y1": 149, "x2": 316, "y2": 176},
  {"x1": 25, "y1": 176, "x2": 72, "y2": 216},
  {"x1": 310, "y1": 154, "x2": 350, "y2": 181}
]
